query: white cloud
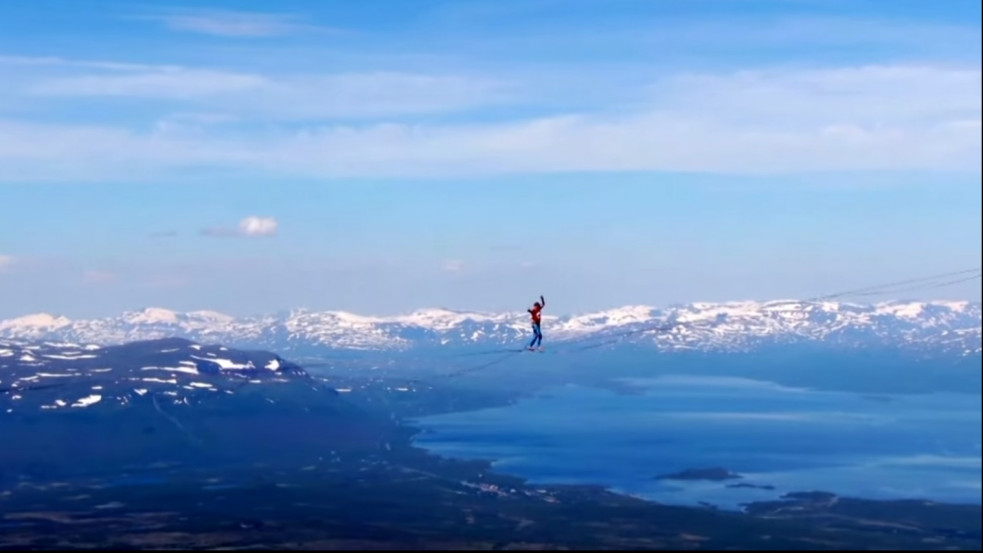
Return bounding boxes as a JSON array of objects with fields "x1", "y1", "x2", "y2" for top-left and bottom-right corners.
[
  {"x1": 139, "y1": 9, "x2": 324, "y2": 37},
  {"x1": 202, "y1": 216, "x2": 278, "y2": 238},
  {"x1": 442, "y1": 259, "x2": 465, "y2": 273},
  {"x1": 0, "y1": 64, "x2": 978, "y2": 181},
  {"x1": 33, "y1": 69, "x2": 266, "y2": 99},
  {"x1": 81, "y1": 270, "x2": 116, "y2": 284},
  {"x1": 0, "y1": 255, "x2": 14, "y2": 272},
  {"x1": 11, "y1": 55, "x2": 509, "y2": 119},
  {"x1": 239, "y1": 216, "x2": 278, "y2": 237},
  {"x1": 0, "y1": 54, "x2": 167, "y2": 72}
]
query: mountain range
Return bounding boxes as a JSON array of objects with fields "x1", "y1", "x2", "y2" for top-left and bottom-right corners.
[{"x1": 1, "y1": 300, "x2": 980, "y2": 357}]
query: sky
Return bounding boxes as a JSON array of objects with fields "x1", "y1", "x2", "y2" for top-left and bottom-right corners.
[{"x1": 0, "y1": 0, "x2": 981, "y2": 319}]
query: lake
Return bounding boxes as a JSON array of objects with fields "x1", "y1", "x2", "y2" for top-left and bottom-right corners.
[{"x1": 410, "y1": 374, "x2": 982, "y2": 510}]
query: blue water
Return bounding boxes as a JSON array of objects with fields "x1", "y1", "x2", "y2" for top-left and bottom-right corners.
[{"x1": 411, "y1": 375, "x2": 982, "y2": 510}]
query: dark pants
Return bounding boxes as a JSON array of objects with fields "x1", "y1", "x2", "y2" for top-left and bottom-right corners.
[{"x1": 529, "y1": 322, "x2": 543, "y2": 348}]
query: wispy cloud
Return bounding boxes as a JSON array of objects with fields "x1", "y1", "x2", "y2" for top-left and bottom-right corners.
[
  {"x1": 0, "y1": 64, "x2": 978, "y2": 181},
  {"x1": 441, "y1": 259, "x2": 465, "y2": 273},
  {"x1": 10, "y1": 55, "x2": 509, "y2": 119},
  {"x1": 202, "y1": 216, "x2": 279, "y2": 238},
  {"x1": 137, "y1": 8, "x2": 327, "y2": 37},
  {"x1": 0, "y1": 255, "x2": 14, "y2": 272},
  {"x1": 0, "y1": 54, "x2": 167, "y2": 72},
  {"x1": 81, "y1": 270, "x2": 116, "y2": 284},
  {"x1": 33, "y1": 69, "x2": 266, "y2": 99}
]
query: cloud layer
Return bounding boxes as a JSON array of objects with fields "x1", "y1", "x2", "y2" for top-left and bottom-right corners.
[
  {"x1": 0, "y1": 1, "x2": 980, "y2": 184},
  {"x1": 27, "y1": 66, "x2": 506, "y2": 118},
  {"x1": 0, "y1": 61, "x2": 979, "y2": 182}
]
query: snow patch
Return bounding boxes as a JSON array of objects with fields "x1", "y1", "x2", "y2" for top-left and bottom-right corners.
[
  {"x1": 42, "y1": 353, "x2": 98, "y2": 360},
  {"x1": 141, "y1": 377, "x2": 177, "y2": 384},
  {"x1": 42, "y1": 341, "x2": 82, "y2": 348},
  {"x1": 876, "y1": 302, "x2": 926, "y2": 318},
  {"x1": 191, "y1": 355, "x2": 254, "y2": 370},
  {"x1": 71, "y1": 394, "x2": 102, "y2": 408},
  {"x1": 141, "y1": 365, "x2": 199, "y2": 375}
]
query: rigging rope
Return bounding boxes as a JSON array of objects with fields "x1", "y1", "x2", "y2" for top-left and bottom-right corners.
[{"x1": 298, "y1": 266, "x2": 982, "y2": 381}]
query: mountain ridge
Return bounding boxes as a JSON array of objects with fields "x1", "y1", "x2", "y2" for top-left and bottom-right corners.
[{"x1": 1, "y1": 299, "x2": 980, "y2": 356}]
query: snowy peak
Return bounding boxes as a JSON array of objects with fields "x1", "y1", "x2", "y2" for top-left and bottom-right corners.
[
  {"x1": 564, "y1": 305, "x2": 658, "y2": 331},
  {"x1": 0, "y1": 313, "x2": 72, "y2": 333},
  {"x1": 396, "y1": 308, "x2": 507, "y2": 329},
  {"x1": 119, "y1": 307, "x2": 239, "y2": 327},
  {"x1": 121, "y1": 307, "x2": 180, "y2": 324},
  {"x1": 0, "y1": 300, "x2": 979, "y2": 356}
]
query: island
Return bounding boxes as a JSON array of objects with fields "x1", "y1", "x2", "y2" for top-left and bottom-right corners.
[{"x1": 654, "y1": 467, "x2": 743, "y2": 481}]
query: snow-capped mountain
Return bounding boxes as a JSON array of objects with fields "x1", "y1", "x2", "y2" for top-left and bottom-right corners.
[
  {"x1": 0, "y1": 300, "x2": 980, "y2": 357},
  {"x1": 0, "y1": 337, "x2": 396, "y2": 480},
  {"x1": 0, "y1": 337, "x2": 312, "y2": 414}
]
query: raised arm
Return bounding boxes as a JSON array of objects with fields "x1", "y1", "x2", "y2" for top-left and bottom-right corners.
[{"x1": 540, "y1": 295, "x2": 545, "y2": 307}]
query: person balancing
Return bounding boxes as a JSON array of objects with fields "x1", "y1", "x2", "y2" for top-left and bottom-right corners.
[{"x1": 527, "y1": 295, "x2": 546, "y2": 351}]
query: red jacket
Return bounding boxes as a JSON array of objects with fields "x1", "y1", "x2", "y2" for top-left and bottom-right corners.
[{"x1": 529, "y1": 304, "x2": 543, "y2": 324}]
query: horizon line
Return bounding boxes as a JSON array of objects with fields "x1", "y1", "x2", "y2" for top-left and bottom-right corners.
[{"x1": 2, "y1": 297, "x2": 980, "y2": 323}]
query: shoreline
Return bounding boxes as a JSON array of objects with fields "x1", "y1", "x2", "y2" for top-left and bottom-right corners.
[{"x1": 401, "y1": 381, "x2": 983, "y2": 515}]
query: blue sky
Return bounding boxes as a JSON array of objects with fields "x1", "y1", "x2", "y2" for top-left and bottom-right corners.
[{"x1": 0, "y1": 0, "x2": 980, "y2": 318}]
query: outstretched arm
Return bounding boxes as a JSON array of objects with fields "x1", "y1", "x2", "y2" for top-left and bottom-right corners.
[{"x1": 540, "y1": 295, "x2": 545, "y2": 307}]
